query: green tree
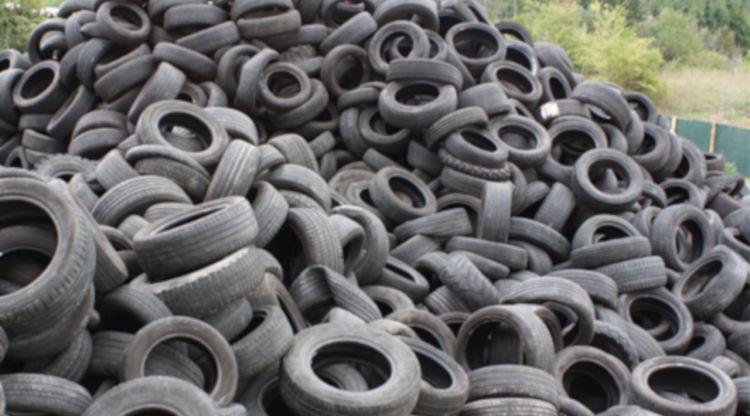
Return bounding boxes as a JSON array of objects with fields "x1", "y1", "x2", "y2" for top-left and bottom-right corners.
[
  {"x1": 0, "y1": 0, "x2": 45, "y2": 52},
  {"x1": 516, "y1": 1, "x2": 591, "y2": 67},
  {"x1": 643, "y1": 8, "x2": 704, "y2": 63},
  {"x1": 584, "y1": 2, "x2": 665, "y2": 97}
]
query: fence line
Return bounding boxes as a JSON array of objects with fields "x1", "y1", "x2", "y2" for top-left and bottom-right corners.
[{"x1": 672, "y1": 118, "x2": 750, "y2": 176}]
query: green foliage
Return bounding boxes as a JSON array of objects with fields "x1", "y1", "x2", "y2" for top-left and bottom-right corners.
[
  {"x1": 517, "y1": 1, "x2": 664, "y2": 98},
  {"x1": 516, "y1": 2, "x2": 591, "y2": 65},
  {"x1": 642, "y1": 8, "x2": 703, "y2": 63},
  {"x1": 584, "y1": 3, "x2": 665, "y2": 97},
  {"x1": 0, "y1": 0, "x2": 45, "y2": 52},
  {"x1": 690, "y1": 49, "x2": 732, "y2": 70},
  {"x1": 725, "y1": 161, "x2": 739, "y2": 176}
]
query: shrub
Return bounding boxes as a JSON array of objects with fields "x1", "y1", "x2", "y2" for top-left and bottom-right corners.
[
  {"x1": 0, "y1": 1, "x2": 45, "y2": 52},
  {"x1": 584, "y1": 3, "x2": 665, "y2": 98},
  {"x1": 517, "y1": 1, "x2": 664, "y2": 99},
  {"x1": 642, "y1": 8, "x2": 704, "y2": 64}
]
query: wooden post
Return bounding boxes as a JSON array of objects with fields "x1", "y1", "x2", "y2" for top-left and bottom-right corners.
[
  {"x1": 709, "y1": 122, "x2": 718, "y2": 153},
  {"x1": 671, "y1": 116, "x2": 678, "y2": 134}
]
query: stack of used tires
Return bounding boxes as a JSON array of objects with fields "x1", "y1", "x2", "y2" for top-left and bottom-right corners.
[{"x1": 0, "y1": 0, "x2": 749, "y2": 415}]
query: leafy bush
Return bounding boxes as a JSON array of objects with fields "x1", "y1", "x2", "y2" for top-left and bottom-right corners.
[
  {"x1": 725, "y1": 161, "x2": 739, "y2": 177},
  {"x1": 641, "y1": 8, "x2": 704, "y2": 64},
  {"x1": 584, "y1": 3, "x2": 665, "y2": 98},
  {"x1": 0, "y1": 1, "x2": 45, "y2": 52},
  {"x1": 517, "y1": 1, "x2": 664, "y2": 98},
  {"x1": 689, "y1": 49, "x2": 732, "y2": 70}
]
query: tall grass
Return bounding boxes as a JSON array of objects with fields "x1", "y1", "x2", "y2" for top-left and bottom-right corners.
[{"x1": 659, "y1": 67, "x2": 750, "y2": 127}]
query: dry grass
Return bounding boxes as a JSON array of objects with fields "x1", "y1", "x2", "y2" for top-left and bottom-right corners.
[{"x1": 658, "y1": 67, "x2": 750, "y2": 128}]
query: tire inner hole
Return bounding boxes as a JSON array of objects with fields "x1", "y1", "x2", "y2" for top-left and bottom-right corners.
[
  {"x1": 494, "y1": 66, "x2": 533, "y2": 94},
  {"x1": 411, "y1": 325, "x2": 443, "y2": 351},
  {"x1": 158, "y1": 113, "x2": 213, "y2": 151},
  {"x1": 562, "y1": 361, "x2": 620, "y2": 413},
  {"x1": 311, "y1": 341, "x2": 392, "y2": 390},
  {"x1": 460, "y1": 129, "x2": 498, "y2": 152},
  {"x1": 465, "y1": 320, "x2": 522, "y2": 369},
  {"x1": 395, "y1": 83, "x2": 439, "y2": 106},
  {"x1": 0, "y1": 203, "x2": 56, "y2": 289},
  {"x1": 144, "y1": 338, "x2": 218, "y2": 395},
  {"x1": 648, "y1": 366, "x2": 720, "y2": 403},
  {"x1": 267, "y1": 70, "x2": 302, "y2": 99},
  {"x1": 497, "y1": 125, "x2": 537, "y2": 150},
  {"x1": 675, "y1": 219, "x2": 705, "y2": 264},
  {"x1": 549, "y1": 75, "x2": 568, "y2": 99},
  {"x1": 505, "y1": 45, "x2": 533, "y2": 72},
  {"x1": 111, "y1": 5, "x2": 143, "y2": 30},
  {"x1": 21, "y1": 67, "x2": 54, "y2": 99},
  {"x1": 369, "y1": 111, "x2": 401, "y2": 135},
  {"x1": 388, "y1": 176, "x2": 427, "y2": 208},
  {"x1": 680, "y1": 259, "x2": 721, "y2": 299},
  {"x1": 413, "y1": 348, "x2": 453, "y2": 389},
  {"x1": 589, "y1": 160, "x2": 631, "y2": 194},
  {"x1": 551, "y1": 130, "x2": 598, "y2": 166},
  {"x1": 335, "y1": 56, "x2": 365, "y2": 90},
  {"x1": 630, "y1": 298, "x2": 679, "y2": 341},
  {"x1": 453, "y1": 28, "x2": 498, "y2": 59}
]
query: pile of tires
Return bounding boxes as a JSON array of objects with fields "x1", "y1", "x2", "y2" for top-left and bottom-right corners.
[{"x1": 0, "y1": 0, "x2": 748, "y2": 415}]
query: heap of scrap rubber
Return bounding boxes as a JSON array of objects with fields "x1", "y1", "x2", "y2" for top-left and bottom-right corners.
[{"x1": 0, "y1": 0, "x2": 748, "y2": 415}]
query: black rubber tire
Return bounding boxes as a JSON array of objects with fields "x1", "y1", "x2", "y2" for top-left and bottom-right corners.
[
  {"x1": 490, "y1": 115, "x2": 551, "y2": 169},
  {"x1": 387, "y1": 308, "x2": 457, "y2": 357},
  {"x1": 571, "y1": 236, "x2": 652, "y2": 269},
  {"x1": 401, "y1": 337, "x2": 469, "y2": 416},
  {"x1": 332, "y1": 205, "x2": 389, "y2": 285},
  {"x1": 618, "y1": 287, "x2": 694, "y2": 355},
  {"x1": 133, "y1": 197, "x2": 258, "y2": 280},
  {"x1": 468, "y1": 364, "x2": 559, "y2": 409},
  {"x1": 378, "y1": 80, "x2": 458, "y2": 130},
  {"x1": 445, "y1": 22, "x2": 506, "y2": 77},
  {"x1": 232, "y1": 303, "x2": 294, "y2": 380},
  {"x1": 553, "y1": 345, "x2": 631, "y2": 414},
  {"x1": 446, "y1": 236, "x2": 528, "y2": 271},
  {"x1": 461, "y1": 398, "x2": 558, "y2": 415},
  {"x1": 369, "y1": 167, "x2": 437, "y2": 224},
  {"x1": 533, "y1": 182, "x2": 576, "y2": 232},
  {"x1": 126, "y1": 62, "x2": 186, "y2": 123},
  {"x1": 686, "y1": 323, "x2": 727, "y2": 362},
  {"x1": 135, "y1": 100, "x2": 230, "y2": 170},
  {"x1": 438, "y1": 253, "x2": 500, "y2": 311},
  {"x1": 280, "y1": 323, "x2": 421, "y2": 416},
  {"x1": 571, "y1": 82, "x2": 632, "y2": 131},
  {"x1": 205, "y1": 140, "x2": 262, "y2": 201},
  {"x1": 631, "y1": 356, "x2": 737, "y2": 416},
  {"x1": 481, "y1": 60, "x2": 543, "y2": 108},
  {"x1": 0, "y1": 373, "x2": 92, "y2": 416},
  {"x1": 393, "y1": 208, "x2": 473, "y2": 243},
  {"x1": 548, "y1": 269, "x2": 619, "y2": 309},
  {"x1": 0, "y1": 178, "x2": 94, "y2": 335},
  {"x1": 673, "y1": 245, "x2": 747, "y2": 320},
  {"x1": 176, "y1": 21, "x2": 241, "y2": 55},
  {"x1": 650, "y1": 204, "x2": 714, "y2": 271},
  {"x1": 291, "y1": 265, "x2": 381, "y2": 323},
  {"x1": 122, "y1": 316, "x2": 238, "y2": 406},
  {"x1": 368, "y1": 20, "x2": 430, "y2": 76},
  {"x1": 83, "y1": 376, "x2": 216, "y2": 415},
  {"x1": 455, "y1": 304, "x2": 555, "y2": 372},
  {"x1": 91, "y1": 175, "x2": 191, "y2": 226},
  {"x1": 140, "y1": 247, "x2": 265, "y2": 318},
  {"x1": 508, "y1": 217, "x2": 570, "y2": 262},
  {"x1": 571, "y1": 148, "x2": 644, "y2": 212}
]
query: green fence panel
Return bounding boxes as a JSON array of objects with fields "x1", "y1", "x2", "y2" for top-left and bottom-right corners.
[
  {"x1": 675, "y1": 119, "x2": 712, "y2": 152},
  {"x1": 714, "y1": 124, "x2": 750, "y2": 177}
]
